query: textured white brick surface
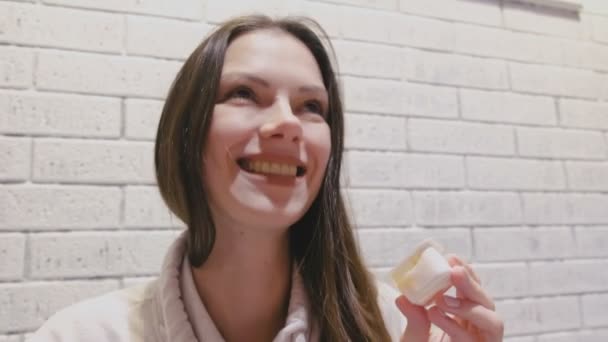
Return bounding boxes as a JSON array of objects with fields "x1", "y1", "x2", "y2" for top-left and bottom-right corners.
[
  {"x1": 575, "y1": 226, "x2": 608, "y2": 257},
  {"x1": 582, "y1": 293, "x2": 608, "y2": 327},
  {"x1": 0, "y1": 47, "x2": 33, "y2": 89},
  {"x1": 409, "y1": 119, "x2": 516, "y2": 155},
  {"x1": 402, "y1": 48, "x2": 509, "y2": 89},
  {"x1": 0, "y1": 185, "x2": 121, "y2": 230},
  {"x1": 2, "y1": 0, "x2": 608, "y2": 339},
  {"x1": 0, "y1": 92, "x2": 121, "y2": 138},
  {"x1": 0, "y1": 136, "x2": 30, "y2": 182},
  {"x1": 413, "y1": 191, "x2": 522, "y2": 226},
  {"x1": 29, "y1": 230, "x2": 179, "y2": 279},
  {"x1": 347, "y1": 151, "x2": 464, "y2": 188},
  {"x1": 0, "y1": 233, "x2": 25, "y2": 280},
  {"x1": 517, "y1": 127, "x2": 606, "y2": 159},
  {"x1": 560, "y1": 99, "x2": 608, "y2": 129},
  {"x1": 0, "y1": 3, "x2": 123, "y2": 53},
  {"x1": 123, "y1": 186, "x2": 184, "y2": 228},
  {"x1": 467, "y1": 157, "x2": 565, "y2": 190},
  {"x1": 460, "y1": 89, "x2": 557, "y2": 125},
  {"x1": 474, "y1": 226, "x2": 575, "y2": 261},
  {"x1": 344, "y1": 113, "x2": 406, "y2": 150},
  {"x1": 0, "y1": 280, "x2": 119, "y2": 332},
  {"x1": 358, "y1": 228, "x2": 471, "y2": 268},
  {"x1": 124, "y1": 99, "x2": 164, "y2": 140},
  {"x1": 37, "y1": 51, "x2": 181, "y2": 98},
  {"x1": 42, "y1": 0, "x2": 205, "y2": 20},
  {"x1": 127, "y1": 15, "x2": 211, "y2": 60},
  {"x1": 33, "y1": 138, "x2": 155, "y2": 184},
  {"x1": 510, "y1": 62, "x2": 608, "y2": 100},
  {"x1": 523, "y1": 193, "x2": 608, "y2": 224}
]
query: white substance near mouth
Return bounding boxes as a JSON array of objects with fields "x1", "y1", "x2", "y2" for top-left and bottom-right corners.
[{"x1": 390, "y1": 239, "x2": 452, "y2": 306}]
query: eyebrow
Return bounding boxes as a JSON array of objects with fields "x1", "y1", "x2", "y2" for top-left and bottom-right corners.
[{"x1": 221, "y1": 72, "x2": 327, "y2": 96}]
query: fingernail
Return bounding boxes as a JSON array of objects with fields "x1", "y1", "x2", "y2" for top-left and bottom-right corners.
[{"x1": 443, "y1": 295, "x2": 460, "y2": 308}]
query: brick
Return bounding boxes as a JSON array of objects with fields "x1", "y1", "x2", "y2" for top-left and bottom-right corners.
[
  {"x1": 124, "y1": 99, "x2": 163, "y2": 140},
  {"x1": 123, "y1": 186, "x2": 184, "y2": 228},
  {"x1": 409, "y1": 119, "x2": 515, "y2": 155},
  {"x1": 591, "y1": 14, "x2": 608, "y2": 43},
  {"x1": 347, "y1": 151, "x2": 464, "y2": 189},
  {"x1": 392, "y1": 14, "x2": 454, "y2": 51},
  {"x1": 413, "y1": 191, "x2": 522, "y2": 226},
  {"x1": 529, "y1": 260, "x2": 608, "y2": 295},
  {"x1": 0, "y1": 3, "x2": 123, "y2": 53},
  {"x1": 0, "y1": 47, "x2": 33, "y2": 89},
  {"x1": 567, "y1": 161, "x2": 608, "y2": 190},
  {"x1": 344, "y1": 113, "x2": 406, "y2": 150},
  {"x1": 0, "y1": 136, "x2": 30, "y2": 182},
  {"x1": 33, "y1": 138, "x2": 155, "y2": 184},
  {"x1": 402, "y1": 49, "x2": 509, "y2": 89},
  {"x1": 0, "y1": 336, "x2": 20, "y2": 342},
  {"x1": 332, "y1": 41, "x2": 403, "y2": 79},
  {"x1": 42, "y1": 0, "x2": 204, "y2": 20},
  {"x1": 398, "y1": 0, "x2": 502, "y2": 26},
  {"x1": 460, "y1": 89, "x2": 557, "y2": 125},
  {"x1": 0, "y1": 185, "x2": 121, "y2": 230},
  {"x1": 503, "y1": 1, "x2": 583, "y2": 39},
  {"x1": 575, "y1": 226, "x2": 608, "y2": 257},
  {"x1": 510, "y1": 62, "x2": 607, "y2": 100},
  {"x1": 496, "y1": 296, "x2": 580, "y2": 335},
  {"x1": 0, "y1": 280, "x2": 118, "y2": 332},
  {"x1": 537, "y1": 330, "x2": 608, "y2": 342},
  {"x1": 357, "y1": 228, "x2": 471, "y2": 268},
  {"x1": 314, "y1": 0, "x2": 397, "y2": 10},
  {"x1": 474, "y1": 263, "x2": 529, "y2": 299},
  {"x1": 342, "y1": 77, "x2": 403, "y2": 114},
  {"x1": 579, "y1": 42, "x2": 608, "y2": 71},
  {"x1": 523, "y1": 193, "x2": 608, "y2": 224},
  {"x1": 474, "y1": 226, "x2": 575, "y2": 261},
  {"x1": 0, "y1": 233, "x2": 25, "y2": 281},
  {"x1": 37, "y1": 51, "x2": 181, "y2": 99},
  {"x1": 467, "y1": 157, "x2": 565, "y2": 190},
  {"x1": 127, "y1": 15, "x2": 211, "y2": 60},
  {"x1": 585, "y1": 0, "x2": 608, "y2": 15},
  {"x1": 299, "y1": 2, "x2": 401, "y2": 44},
  {"x1": 122, "y1": 276, "x2": 155, "y2": 288},
  {"x1": 0, "y1": 91, "x2": 121, "y2": 138},
  {"x1": 560, "y1": 99, "x2": 608, "y2": 130},
  {"x1": 582, "y1": 293, "x2": 608, "y2": 327},
  {"x1": 345, "y1": 189, "x2": 413, "y2": 227},
  {"x1": 207, "y1": 0, "x2": 294, "y2": 23},
  {"x1": 504, "y1": 337, "x2": 534, "y2": 342},
  {"x1": 517, "y1": 127, "x2": 606, "y2": 159},
  {"x1": 402, "y1": 83, "x2": 458, "y2": 118},
  {"x1": 29, "y1": 230, "x2": 179, "y2": 279}
]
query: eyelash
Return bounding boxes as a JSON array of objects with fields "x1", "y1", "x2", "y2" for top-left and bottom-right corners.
[{"x1": 225, "y1": 86, "x2": 326, "y2": 117}]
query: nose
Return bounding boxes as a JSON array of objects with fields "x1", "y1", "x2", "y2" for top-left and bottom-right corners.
[{"x1": 259, "y1": 98, "x2": 303, "y2": 143}]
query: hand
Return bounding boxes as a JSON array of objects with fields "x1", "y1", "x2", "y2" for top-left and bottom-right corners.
[{"x1": 395, "y1": 255, "x2": 504, "y2": 342}]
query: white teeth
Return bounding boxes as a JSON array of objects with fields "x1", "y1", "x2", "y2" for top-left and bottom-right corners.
[{"x1": 245, "y1": 160, "x2": 298, "y2": 176}]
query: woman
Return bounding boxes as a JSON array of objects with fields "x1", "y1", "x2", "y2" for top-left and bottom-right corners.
[{"x1": 29, "y1": 15, "x2": 503, "y2": 342}]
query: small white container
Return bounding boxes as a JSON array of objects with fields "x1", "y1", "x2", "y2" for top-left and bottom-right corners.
[{"x1": 390, "y1": 239, "x2": 452, "y2": 306}]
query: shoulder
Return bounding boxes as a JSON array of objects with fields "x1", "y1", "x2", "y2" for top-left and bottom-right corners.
[
  {"x1": 375, "y1": 279, "x2": 407, "y2": 341},
  {"x1": 27, "y1": 281, "x2": 157, "y2": 342}
]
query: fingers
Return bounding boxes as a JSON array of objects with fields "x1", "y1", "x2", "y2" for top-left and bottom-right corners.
[
  {"x1": 395, "y1": 296, "x2": 430, "y2": 342},
  {"x1": 435, "y1": 295, "x2": 505, "y2": 342},
  {"x1": 427, "y1": 306, "x2": 475, "y2": 342},
  {"x1": 446, "y1": 254, "x2": 481, "y2": 285},
  {"x1": 450, "y1": 265, "x2": 495, "y2": 311}
]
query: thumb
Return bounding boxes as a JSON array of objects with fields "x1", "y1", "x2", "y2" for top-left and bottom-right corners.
[{"x1": 395, "y1": 295, "x2": 431, "y2": 342}]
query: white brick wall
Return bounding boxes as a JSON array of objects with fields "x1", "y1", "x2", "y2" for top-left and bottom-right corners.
[{"x1": 1, "y1": 0, "x2": 608, "y2": 339}]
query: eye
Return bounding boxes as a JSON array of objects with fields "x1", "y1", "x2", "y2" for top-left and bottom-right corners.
[
  {"x1": 227, "y1": 86, "x2": 256, "y2": 103},
  {"x1": 303, "y1": 100, "x2": 325, "y2": 115}
]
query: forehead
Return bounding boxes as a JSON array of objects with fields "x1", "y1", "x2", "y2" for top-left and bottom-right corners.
[{"x1": 221, "y1": 29, "x2": 325, "y2": 88}]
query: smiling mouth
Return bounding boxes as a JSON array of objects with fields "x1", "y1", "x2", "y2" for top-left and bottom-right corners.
[{"x1": 237, "y1": 158, "x2": 306, "y2": 177}]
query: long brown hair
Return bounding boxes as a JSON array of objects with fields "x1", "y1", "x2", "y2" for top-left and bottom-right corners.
[{"x1": 154, "y1": 15, "x2": 392, "y2": 341}]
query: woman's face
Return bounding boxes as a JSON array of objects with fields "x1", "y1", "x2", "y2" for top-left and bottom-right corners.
[{"x1": 203, "y1": 29, "x2": 331, "y2": 232}]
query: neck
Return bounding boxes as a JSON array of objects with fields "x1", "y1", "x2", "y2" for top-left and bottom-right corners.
[{"x1": 191, "y1": 223, "x2": 292, "y2": 342}]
